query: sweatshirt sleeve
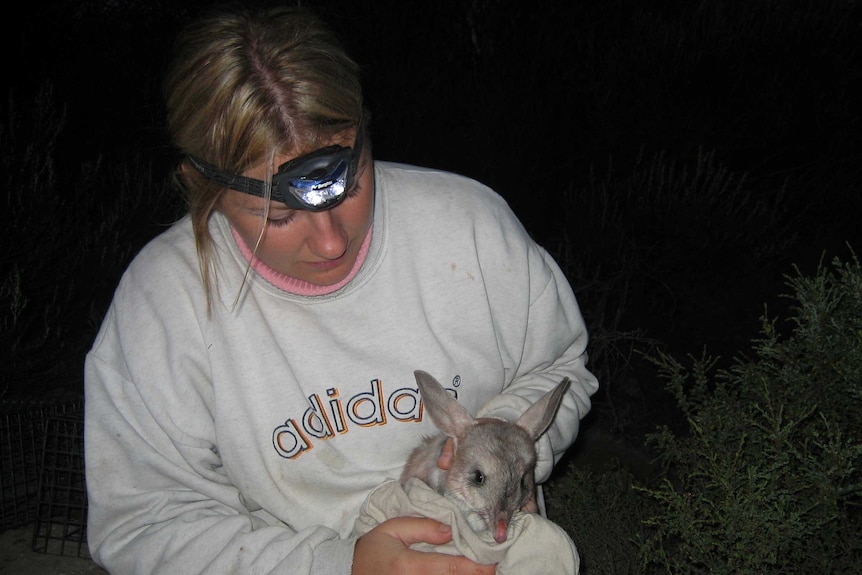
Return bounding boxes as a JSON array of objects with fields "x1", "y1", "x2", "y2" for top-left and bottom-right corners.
[
  {"x1": 83, "y1": 251, "x2": 357, "y2": 575},
  {"x1": 473, "y1": 208, "x2": 599, "y2": 483},
  {"x1": 85, "y1": 350, "x2": 356, "y2": 575}
]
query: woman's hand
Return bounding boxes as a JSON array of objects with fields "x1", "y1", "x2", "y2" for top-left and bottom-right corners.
[{"x1": 353, "y1": 517, "x2": 496, "y2": 574}]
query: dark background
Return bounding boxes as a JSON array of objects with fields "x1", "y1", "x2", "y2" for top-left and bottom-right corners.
[{"x1": 4, "y1": 0, "x2": 862, "y2": 435}]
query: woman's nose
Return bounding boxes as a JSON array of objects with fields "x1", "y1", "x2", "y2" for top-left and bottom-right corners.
[{"x1": 306, "y1": 210, "x2": 348, "y2": 259}]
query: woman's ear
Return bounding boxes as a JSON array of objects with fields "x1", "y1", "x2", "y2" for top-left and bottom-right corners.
[{"x1": 177, "y1": 160, "x2": 191, "y2": 182}]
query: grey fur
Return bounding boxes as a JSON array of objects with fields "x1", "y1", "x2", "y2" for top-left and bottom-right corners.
[{"x1": 400, "y1": 370, "x2": 570, "y2": 543}]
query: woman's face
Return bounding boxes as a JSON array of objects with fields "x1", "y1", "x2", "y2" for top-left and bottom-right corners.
[{"x1": 218, "y1": 130, "x2": 374, "y2": 286}]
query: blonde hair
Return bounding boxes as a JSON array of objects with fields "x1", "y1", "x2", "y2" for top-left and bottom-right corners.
[{"x1": 164, "y1": 5, "x2": 363, "y2": 309}]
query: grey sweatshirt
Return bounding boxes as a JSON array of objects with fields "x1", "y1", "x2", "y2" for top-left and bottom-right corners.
[{"x1": 84, "y1": 161, "x2": 598, "y2": 574}]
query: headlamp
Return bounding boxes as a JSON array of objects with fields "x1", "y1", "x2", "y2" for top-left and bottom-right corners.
[{"x1": 188, "y1": 118, "x2": 364, "y2": 211}]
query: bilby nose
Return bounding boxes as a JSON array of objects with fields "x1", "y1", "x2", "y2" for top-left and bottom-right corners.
[{"x1": 494, "y1": 514, "x2": 509, "y2": 543}]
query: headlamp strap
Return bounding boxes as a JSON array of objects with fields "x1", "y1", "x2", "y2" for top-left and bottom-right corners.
[{"x1": 186, "y1": 156, "x2": 267, "y2": 198}]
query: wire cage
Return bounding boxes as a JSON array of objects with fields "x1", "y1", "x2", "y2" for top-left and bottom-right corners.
[
  {"x1": 30, "y1": 413, "x2": 89, "y2": 558},
  {"x1": 0, "y1": 398, "x2": 83, "y2": 533}
]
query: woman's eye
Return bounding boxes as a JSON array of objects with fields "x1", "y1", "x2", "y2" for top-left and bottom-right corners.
[
  {"x1": 344, "y1": 182, "x2": 362, "y2": 199},
  {"x1": 267, "y1": 213, "x2": 297, "y2": 228}
]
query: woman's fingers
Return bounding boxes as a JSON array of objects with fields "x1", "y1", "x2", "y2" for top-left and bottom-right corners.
[
  {"x1": 436, "y1": 438, "x2": 455, "y2": 470},
  {"x1": 353, "y1": 517, "x2": 496, "y2": 575}
]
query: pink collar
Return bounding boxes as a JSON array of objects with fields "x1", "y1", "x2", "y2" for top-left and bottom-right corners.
[{"x1": 230, "y1": 225, "x2": 373, "y2": 296}]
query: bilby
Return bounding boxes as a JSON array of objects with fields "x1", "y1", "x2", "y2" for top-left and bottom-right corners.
[{"x1": 400, "y1": 369, "x2": 570, "y2": 544}]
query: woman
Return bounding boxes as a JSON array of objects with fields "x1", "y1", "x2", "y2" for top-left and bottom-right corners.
[{"x1": 84, "y1": 5, "x2": 598, "y2": 574}]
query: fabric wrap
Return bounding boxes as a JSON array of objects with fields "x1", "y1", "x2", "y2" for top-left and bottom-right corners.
[{"x1": 354, "y1": 479, "x2": 580, "y2": 574}]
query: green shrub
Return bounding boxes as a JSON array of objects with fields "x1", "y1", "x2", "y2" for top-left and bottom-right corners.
[
  {"x1": 546, "y1": 461, "x2": 659, "y2": 575},
  {"x1": 550, "y1": 148, "x2": 797, "y2": 437},
  {"x1": 1, "y1": 85, "x2": 81, "y2": 396},
  {"x1": 636, "y1": 251, "x2": 862, "y2": 574},
  {"x1": 1, "y1": 84, "x2": 179, "y2": 398}
]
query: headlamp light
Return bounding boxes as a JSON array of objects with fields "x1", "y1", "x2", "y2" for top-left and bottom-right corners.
[{"x1": 188, "y1": 117, "x2": 364, "y2": 212}]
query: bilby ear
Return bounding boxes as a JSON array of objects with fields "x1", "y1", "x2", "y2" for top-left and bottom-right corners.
[
  {"x1": 516, "y1": 378, "x2": 571, "y2": 440},
  {"x1": 414, "y1": 370, "x2": 476, "y2": 437}
]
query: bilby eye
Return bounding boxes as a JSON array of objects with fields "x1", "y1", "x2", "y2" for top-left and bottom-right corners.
[{"x1": 471, "y1": 470, "x2": 485, "y2": 485}]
